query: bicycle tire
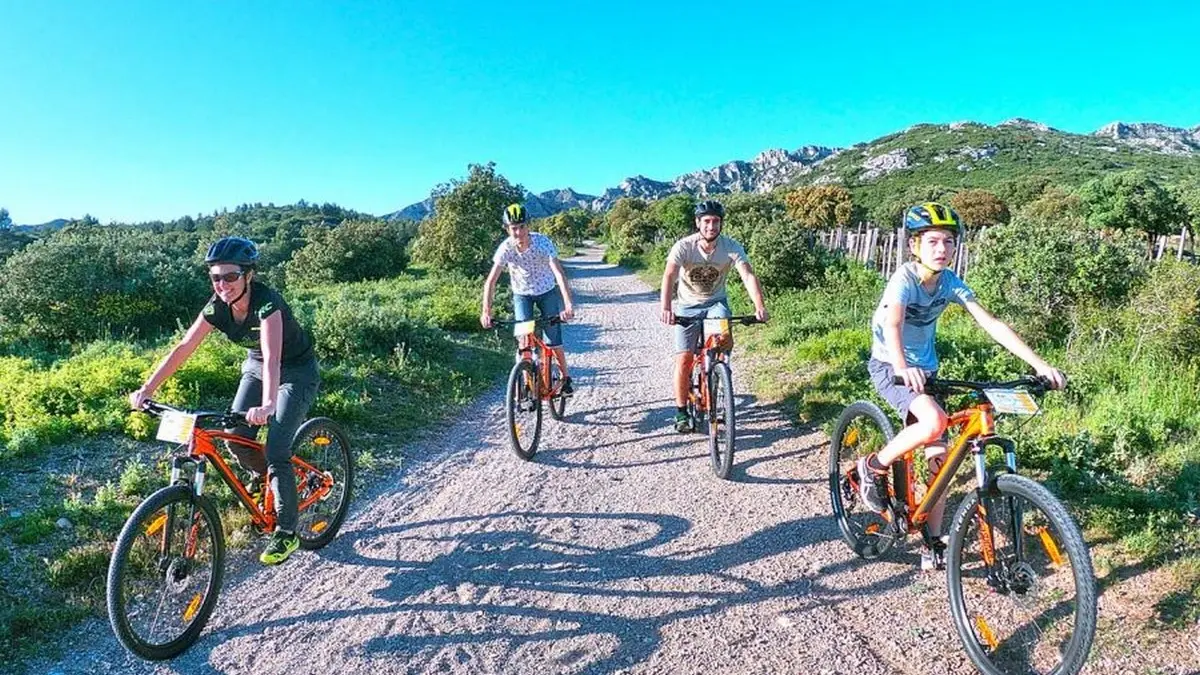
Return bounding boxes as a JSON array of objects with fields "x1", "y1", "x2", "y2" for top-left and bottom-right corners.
[
  {"x1": 828, "y1": 400, "x2": 899, "y2": 559},
  {"x1": 946, "y1": 473, "x2": 1097, "y2": 675},
  {"x1": 291, "y1": 417, "x2": 354, "y2": 550},
  {"x1": 107, "y1": 484, "x2": 225, "y2": 661},
  {"x1": 708, "y1": 361, "x2": 736, "y2": 479},
  {"x1": 548, "y1": 360, "x2": 567, "y2": 421},
  {"x1": 506, "y1": 360, "x2": 542, "y2": 460}
]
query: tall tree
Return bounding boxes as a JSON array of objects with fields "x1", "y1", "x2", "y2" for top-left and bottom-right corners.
[
  {"x1": 949, "y1": 189, "x2": 1011, "y2": 228},
  {"x1": 411, "y1": 163, "x2": 524, "y2": 276},
  {"x1": 1078, "y1": 169, "x2": 1185, "y2": 237},
  {"x1": 784, "y1": 185, "x2": 859, "y2": 228}
]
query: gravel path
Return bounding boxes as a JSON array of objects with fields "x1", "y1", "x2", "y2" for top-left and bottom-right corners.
[{"x1": 36, "y1": 245, "x2": 1136, "y2": 674}]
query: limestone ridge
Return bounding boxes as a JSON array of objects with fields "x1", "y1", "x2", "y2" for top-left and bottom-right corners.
[{"x1": 1091, "y1": 122, "x2": 1200, "y2": 157}]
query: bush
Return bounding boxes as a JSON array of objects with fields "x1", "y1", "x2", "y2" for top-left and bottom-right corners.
[
  {"x1": 411, "y1": 163, "x2": 524, "y2": 277},
  {"x1": 970, "y1": 216, "x2": 1145, "y2": 344},
  {"x1": 310, "y1": 295, "x2": 447, "y2": 362},
  {"x1": 286, "y1": 219, "x2": 415, "y2": 286},
  {"x1": 0, "y1": 227, "x2": 208, "y2": 345},
  {"x1": 748, "y1": 221, "x2": 831, "y2": 291},
  {"x1": 1122, "y1": 259, "x2": 1200, "y2": 361}
]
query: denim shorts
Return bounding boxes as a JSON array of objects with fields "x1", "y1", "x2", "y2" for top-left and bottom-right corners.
[
  {"x1": 513, "y1": 287, "x2": 564, "y2": 346},
  {"x1": 673, "y1": 300, "x2": 731, "y2": 353}
]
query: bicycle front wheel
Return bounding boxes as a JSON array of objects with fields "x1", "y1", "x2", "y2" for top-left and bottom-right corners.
[
  {"x1": 947, "y1": 473, "x2": 1097, "y2": 675},
  {"x1": 708, "y1": 361, "x2": 735, "y2": 479},
  {"x1": 506, "y1": 360, "x2": 542, "y2": 460},
  {"x1": 107, "y1": 484, "x2": 225, "y2": 661},
  {"x1": 292, "y1": 417, "x2": 354, "y2": 550},
  {"x1": 828, "y1": 401, "x2": 898, "y2": 559}
]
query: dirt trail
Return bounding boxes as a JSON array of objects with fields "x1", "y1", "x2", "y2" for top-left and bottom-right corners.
[{"x1": 37, "y1": 245, "x2": 1160, "y2": 674}]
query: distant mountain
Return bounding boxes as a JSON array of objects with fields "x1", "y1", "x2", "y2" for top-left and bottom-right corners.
[
  {"x1": 387, "y1": 120, "x2": 1200, "y2": 221},
  {"x1": 14, "y1": 218, "x2": 70, "y2": 232}
]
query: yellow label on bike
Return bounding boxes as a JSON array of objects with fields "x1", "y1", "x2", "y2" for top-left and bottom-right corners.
[
  {"x1": 983, "y1": 389, "x2": 1040, "y2": 416},
  {"x1": 156, "y1": 410, "x2": 196, "y2": 444},
  {"x1": 513, "y1": 320, "x2": 536, "y2": 337},
  {"x1": 703, "y1": 318, "x2": 731, "y2": 337}
]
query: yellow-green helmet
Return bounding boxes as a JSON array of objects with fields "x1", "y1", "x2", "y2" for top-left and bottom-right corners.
[
  {"x1": 502, "y1": 203, "x2": 527, "y2": 226},
  {"x1": 904, "y1": 202, "x2": 964, "y2": 239}
]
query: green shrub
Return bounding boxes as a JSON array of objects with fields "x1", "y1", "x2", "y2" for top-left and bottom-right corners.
[
  {"x1": 970, "y1": 216, "x2": 1145, "y2": 344},
  {"x1": 748, "y1": 221, "x2": 831, "y2": 291},
  {"x1": 286, "y1": 219, "x2": 415, "y2": 286},
  {"x1": 1121, "y1": 259, "x2": 1200, "y2": 361},
  {"x1": 47, "y1": 542, "x2": 111, "y2": 589},
  {"x1": 0, "y1": 227, "x2": 208, "y2": 345},
  {"x1": 411, "y1": 162, "x2": 523, "y2": 276}
]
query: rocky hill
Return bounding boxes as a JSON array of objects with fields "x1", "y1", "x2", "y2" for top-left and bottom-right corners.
[{"x1": 388, "y1": 120, "x2": 1200, "y2": 220}]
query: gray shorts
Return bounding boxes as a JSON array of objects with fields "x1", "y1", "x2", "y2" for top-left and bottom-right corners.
[
  {"x1": 867, "y1": 358, "x2": 938, "y2": 424},
  {"x1": 673, "y1": 300, "x2": 731, "y2": 353}
]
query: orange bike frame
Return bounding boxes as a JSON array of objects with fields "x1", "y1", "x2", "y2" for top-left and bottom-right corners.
[
  {"x1": 185, "y1": 428, "x2": 332, "y2": 533},
  {"x1": 690, "y1": 332, "x2": 731, "y2": 414},
  {"x1": 901, "y1": 402, "x2": 996, "y2": 532},
  {"x1": 516, "y1": 332, "x2": 562, "y2": 401}
]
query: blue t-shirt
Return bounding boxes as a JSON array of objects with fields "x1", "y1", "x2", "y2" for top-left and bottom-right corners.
[{"x1": 870, "y1": 263, "x2": 976, "y2": 370}]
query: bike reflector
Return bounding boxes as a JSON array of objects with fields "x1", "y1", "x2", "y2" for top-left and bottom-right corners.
[
  {"x1": 156, "y1": 411, "x2": 197, "y2": 444},
  {"x1": 983, "y1": 389, "x2": 1040, "y2": 416},
  {"x1": 703, "y1": 318, "x2": 731, "y2": 337},
  {"x1": 513, "y1": 320, "x2": 536, "y2": 337}
]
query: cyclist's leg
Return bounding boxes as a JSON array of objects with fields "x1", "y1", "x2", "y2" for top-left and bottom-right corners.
[
  {"x1": 228, "y1": 359, "x2": 268, "y2": 476},
  {"x1": 878, "y1": 394, "x2": 948, "y2": 466},
  {"x1": 536, "y1": 287, "x2": 569, "y2": 377},
  {"x1": 264, "y1": 359, "x2": 320, "y2": 536},
  {"x1": 672, "y1": 302, "x2": 706, "y2": 407},
  {"x1": 923, "y1": 442, "x2": 949, "y2": 538}
]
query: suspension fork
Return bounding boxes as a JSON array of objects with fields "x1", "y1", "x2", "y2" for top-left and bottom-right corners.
[{"x1": 972, "y1": 436, "x2": 1019, "y2": 587}]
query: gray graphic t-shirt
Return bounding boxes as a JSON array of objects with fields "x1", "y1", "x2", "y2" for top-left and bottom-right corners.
[
  {"x1": 493, "y1": 233, "x2": 559, "y2": 296},
  {"x1": 870, "y1": 262, "x2": 976, "y2": 370},
  {"x1": 667, "y1": 234, "x2": 749, "y2": 306}
]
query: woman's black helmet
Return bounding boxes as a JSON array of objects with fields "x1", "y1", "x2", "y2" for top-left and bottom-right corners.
[{"x1": 205, "y1": 236, "x2": 259, "y2": 268}]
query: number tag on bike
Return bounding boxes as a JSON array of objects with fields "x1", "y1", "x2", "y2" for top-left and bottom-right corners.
[
  {"x1": 156, "y1": 410, "x2": 197, "y2": 444},
  {"x1": 703, "y1": 319, "x2": 731, "y2": 338},
  {"x1": 512, "y1": 320, "x2": 536, "y2": 337},
  {"x1": 984, "y1": 389, "x2": 1040, "y2": 416}
]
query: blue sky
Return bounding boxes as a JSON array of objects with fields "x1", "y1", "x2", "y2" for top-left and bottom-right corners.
[{"x1": 2, "y1": 1, "x2": 1198, "y2": 224}]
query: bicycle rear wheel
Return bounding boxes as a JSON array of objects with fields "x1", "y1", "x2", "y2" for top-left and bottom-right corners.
[
  {"x1": 708, "y1": 361, "x2": 735, "y2": 479},
  {"x1": 107, "y1": 485, "x2": 224, "y2": 661},
  {"x1": 548, "y1": 360, "x2": 567, "y2": 421},
  {"x1": 947, "y1": 473, "x2": 1097, "y2": 675},
  {"x1": 506, "y1": 360, "x2": 542, "y2": 460},
  {"x1": 828, "y1": 401, "x2": 899, "y2": 559},
  {"x1": 291, "y1": 417, "x2": 354, "y2": 550}
]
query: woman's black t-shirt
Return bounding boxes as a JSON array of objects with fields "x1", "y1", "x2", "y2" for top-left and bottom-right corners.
[{"x1": 201, "y1": 281, "x2": 315, "y2": 365}]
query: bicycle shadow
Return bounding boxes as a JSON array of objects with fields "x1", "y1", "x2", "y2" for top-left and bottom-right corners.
[{"x1": 188, "y1": 511, "x2": 921, "y2": 673}]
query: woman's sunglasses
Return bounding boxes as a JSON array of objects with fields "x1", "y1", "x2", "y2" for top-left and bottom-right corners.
[{"x1": 209, "y1": 271, "x2": 246, "y2": 283}]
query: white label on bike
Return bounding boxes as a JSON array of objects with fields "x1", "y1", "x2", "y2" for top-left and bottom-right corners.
[
  {"x1": 703, "y1": 318, "x2": 730, "y2": 337},
  {"x1": 513, "y1": 320, "x2": 536, "y2": 337},
  {"x1": 984, "y1": 389, "x2": 1040, "y2": 416},
  {"x1": 156, "y1": 410, "x2": 196, "y2": 444}
]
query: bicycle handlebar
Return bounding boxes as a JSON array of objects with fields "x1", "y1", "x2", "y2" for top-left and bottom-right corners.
[
  {"x1": 890, "y1": 374, "x2": 1053, "y2": 395},
  {"x1": 491, "y1": 316, "x2": 565, "y2": 328},
  {"x1": 137, "y1": 400, "x2": 249, "y2": 428},
  {"x1": 671, "y1": 315, "x2": 764, "y2": 327}
]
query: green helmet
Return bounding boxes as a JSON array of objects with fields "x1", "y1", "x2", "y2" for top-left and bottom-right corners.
[
  {"x1": 904, "y1": 202, "x2": 964, "y2": 240},
  {"x1": 502, "y1": 203, "x2": 527, "y2": 226}
]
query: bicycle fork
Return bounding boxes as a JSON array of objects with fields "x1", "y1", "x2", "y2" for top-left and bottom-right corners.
[{"x1": 969, "y1": 437, "x2": 1026, "y2": 594}]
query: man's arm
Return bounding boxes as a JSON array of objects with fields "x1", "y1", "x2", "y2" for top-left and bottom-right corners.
[
  {"x1": 549, "y1": 258, "x2": 575, "y2": 321},
  {"x1": 480, "y1": 261, "x2": 505, "y2": 328},
  {"x1": 734, "y1": 260, "x2": 769, "y2": 322},
  {"x1": 660, "y1": 260, "x2": 680, "y2": 324}
]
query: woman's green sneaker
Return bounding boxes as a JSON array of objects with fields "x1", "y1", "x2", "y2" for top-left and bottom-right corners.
[{"x1": 260, "y1": 530, "x2": 300, "y2": 565}]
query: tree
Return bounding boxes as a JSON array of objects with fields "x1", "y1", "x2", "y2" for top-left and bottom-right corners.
[
  {"x1": 0, "y1": 207, "x2": 11, "y2": 231},
  {"x1": 1017, "y1": 186, "x2": 1086, "y2": 226},
  {"x1": 1168, "y1": 180, "x2": 1200, "y2": 233},
  {"x1": 949, "y1": 189, "x2": 1011, "y2": 228},
  {"x1": 536, "y1": 209, "x2": 591, "y2": 249},
  {"x1": 720, "y1": 192, "x2": 787, "y2": 243},
  {"x1": 604, "y1": 197, "x2": 653, "y2": 263},
  {"x1": 994, "y1": 175, "x2": 1053, "y2": 210},
  {"x1": 1077, "y1": 169, "x2": 1185, "y2": 237},
  {"x1": 647, "y1": 193, "x2": 696, "y2": 242},
  {"x1": 784, "y1": 185, "x2": 859, "y2": 228},
  {"x1": 411, "y1": 163, "x2": 524, "y2": 276}
]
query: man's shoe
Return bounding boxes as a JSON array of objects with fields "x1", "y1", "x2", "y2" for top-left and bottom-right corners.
[
  {"x1": 259, "y1": 530, "x2": 300, "y2": 565},
  {"x1": 856, "y1": 455, "x2": 890, "y2": 513},
  {"x1": 674, "y1": 412, "x2": 692, "y2": 434},
  {"x1": 560, "y1": 376, "x2": 574, "y2": 397}
]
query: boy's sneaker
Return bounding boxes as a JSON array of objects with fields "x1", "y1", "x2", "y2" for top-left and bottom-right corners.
[
  {"x1": 560, "y1": 376, "x2": 574, "y2": 397},
  {"x1": 259, "y1": 530, "x2": 300, "y2": 565},
  {"x1": 674, "y1": 412, "x2": 692, "y2": 433},
  {"x1": 855, "y1": 455, "x2": 889, "y2": 513}
]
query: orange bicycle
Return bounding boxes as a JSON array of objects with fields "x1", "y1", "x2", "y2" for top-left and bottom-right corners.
[
  {"x1": 106, "y1": 400, "x2": 353, "y2": 660},
  {"x1": 672, "y1": 315, "x2": 763, "y2": 479},
  {"x1": 828, "y1": 375, "x2": 1096, "y2": 675},
  {"x1": 495, "y1": 316, "x2": 568, "y2": 460}
]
